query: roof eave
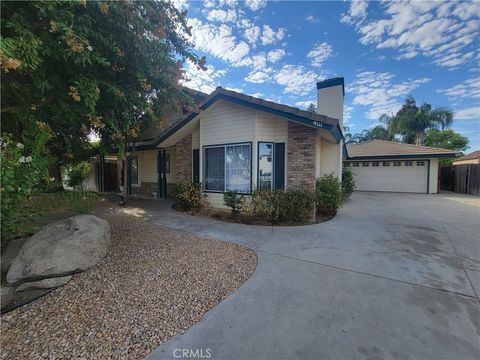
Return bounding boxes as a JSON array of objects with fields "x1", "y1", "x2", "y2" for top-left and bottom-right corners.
[{"x1": 347, "y1": 153, "x2": 457, "y2": 160}]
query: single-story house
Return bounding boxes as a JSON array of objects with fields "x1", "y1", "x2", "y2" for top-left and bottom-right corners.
[
  {"x1": 344, "y1": 140, "x2": 457, "y2": 194},
  {"x1": 452, "y1": 151, "x2": 480, "y2": 166},
  {"x1": 90, "y1": 77, "x2": 345, "y2": 207}
]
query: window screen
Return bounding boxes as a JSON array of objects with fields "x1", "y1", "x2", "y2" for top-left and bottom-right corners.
[
  {"x1": 204, "y1": 144, "x2": 251, "y2": 193},
  {"x1": 204, "y1": 147, "x2": 225, "y2": 191},
  {"x1": 225, "y1": 144, "x2": 251, "y2": 193}
]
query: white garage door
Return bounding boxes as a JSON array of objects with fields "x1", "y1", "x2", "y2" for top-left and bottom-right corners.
[{"x1": 349, "y1": 160, "x2": 428, "y2": 193}]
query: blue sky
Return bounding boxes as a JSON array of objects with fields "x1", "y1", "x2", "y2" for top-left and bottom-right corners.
[{"x1": 175, "y1": 0, "x2": 479, "y2": 151}]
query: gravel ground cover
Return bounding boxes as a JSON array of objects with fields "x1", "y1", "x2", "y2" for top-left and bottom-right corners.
[{"x1": 1, "y1": 213, "x2": 257, "y2": 359}]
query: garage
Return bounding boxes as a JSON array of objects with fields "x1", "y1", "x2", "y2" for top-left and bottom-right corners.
[{"x1": 345, "y1": 140, "x2": 457, "y2": 194}]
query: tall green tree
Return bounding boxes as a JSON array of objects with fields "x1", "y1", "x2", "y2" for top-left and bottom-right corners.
[
  {"x1": 307, "y1": 103, "x2": 316, "y2": 113},
  {"x1": 424, "y1": 129, "x2": 469, "y2": 152},
  {"x1": 380, "y1": 96, "x2": 453, "y2": 146},
  {"x1": 1, "y1": 1, "x2": 205, "y2": 199},
  {"x1": 348, "y1": 125, "x2": 394, "y2": 144},
  {"x1": 424, "y1": 129, "x2": 469, "y2": 166}
]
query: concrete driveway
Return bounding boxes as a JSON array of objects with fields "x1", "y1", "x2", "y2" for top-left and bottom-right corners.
[{"x1": 141, "y1": 192, "x2": 479, "y2": 360}]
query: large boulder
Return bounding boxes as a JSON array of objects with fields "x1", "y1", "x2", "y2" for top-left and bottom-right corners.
[
  {"x1": 6, "y1": 215, "x2": 110, "y2": 285},
  {"x1": 1, "y1": 287, "x2": 14, "y2": 310},
  {"x1": 1, "y1": 237, "x2": 28, "y2": 273},
  {"x1": 16, "y1": 275, "x2": 73, "y2": 292}
]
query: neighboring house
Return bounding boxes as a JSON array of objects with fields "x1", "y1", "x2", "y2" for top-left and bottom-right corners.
[
  {"x1": 452, "y1": 151, "x2": 480, "y2": 166},
  {"x1": 344, "y1": 140, "x2": 457, "y2": 194},
  {"x1": 90, "y1": 77, "x2": 345, "y2": 207},
  {"x1": 451, "y1": 151, "x2": 480, "y2": 196}
]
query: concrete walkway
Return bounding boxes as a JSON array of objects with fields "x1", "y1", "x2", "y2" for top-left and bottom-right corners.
[{"x1": 130, "y1": 192, "x2": 480, "y2": 360}]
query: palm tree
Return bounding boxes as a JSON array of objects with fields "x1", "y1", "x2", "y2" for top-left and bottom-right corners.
[
  {"x1": 348, "y1": 125, "x2": 394, "y2": 144},
  {"x1": 381, "y1": 96, "x2": 453, "y2": 146}
]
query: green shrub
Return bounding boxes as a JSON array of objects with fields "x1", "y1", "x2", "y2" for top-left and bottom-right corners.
[
  {"x1": 316, "y1": 174, "x2": 342, "y2": 217},
  {"x1": 173, "y1": 182, "x2": 206, "y2": 213},
  {"x1": 66, "y1": 161, "x2": 91, "y2": 189},
  {"x1": 251, "y1": 190, "x2": 281, "y2": 223},
  {"x1": 251, "y1": 189, "x2": 315, "y2": 224},
  {"x1": 341, "y1": 166, "x2": 356, "y2": 200},
  {"x1": 1, "y1": 129, "x2": 51, "y2": 240},
  {"x1": 223, "y1": 191, "x2": 245, "y2": 217},
  {"x1": 283, "y1": 190, "x2": 315, "y2": 223}
]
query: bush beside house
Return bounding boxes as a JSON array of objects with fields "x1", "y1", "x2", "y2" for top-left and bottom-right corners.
[
  {"x1": 172, "y1": 182, "x2": 207, "y2": 213},
  {"x1": 174, "y1": 172, "x2": 355, "y2": 225}
]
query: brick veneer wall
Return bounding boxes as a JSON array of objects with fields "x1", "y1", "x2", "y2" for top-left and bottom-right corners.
[
  {"x1": 287, "y1": 122, "x2": 317, "y2": 190},
  {"x1": 176, "y1": 134, "x2": 192, "y2": 183}
]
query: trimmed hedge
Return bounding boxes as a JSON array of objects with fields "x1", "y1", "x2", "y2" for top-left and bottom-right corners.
[
  {"x1": 223, "y1": 191, "x2": 245, "y2": 217},
  {"x1": 251, "y1": 189, "x2": 315, "y2": 224},
  {"x1": 173, "y1": 182, "x2": 207, "y2": 213},
  {"x1": 316, "y1": 174, "x2": 342, "y2": 217},
  {"x1": 341, "y1": 166, "x2": 356, "y2": 200}
]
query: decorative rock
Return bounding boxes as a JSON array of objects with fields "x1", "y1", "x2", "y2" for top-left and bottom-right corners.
[
  {"x1": 1, "y1": 237, "x2": 28, "y2": 273},
  {"x1": 16, "y1": 275, "x2": 73, "y2": 292},
  {"x1": 7, "y1": 215, "x2": 110, "y2": 285},
  {"x1": 1, "y1": 287, "x2": 14, "y2": 310}
]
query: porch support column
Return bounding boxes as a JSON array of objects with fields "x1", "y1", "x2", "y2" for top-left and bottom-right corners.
[{"x1": 157, "y1": 149, "x2": 168, "y2": 199}]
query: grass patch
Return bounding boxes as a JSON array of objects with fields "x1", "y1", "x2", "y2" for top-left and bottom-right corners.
[{"x1": 2, "y1": 191, "x2": 102, "y2": 246}]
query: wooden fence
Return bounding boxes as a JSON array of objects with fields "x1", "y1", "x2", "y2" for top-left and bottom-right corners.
[{"x1": 454, "y1": 164, "x2": 479, "y2": 196}]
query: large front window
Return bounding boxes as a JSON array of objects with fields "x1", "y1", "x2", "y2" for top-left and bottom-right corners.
[{"x1": 204, "y1": 143, "x2": 251, "y2": 193}]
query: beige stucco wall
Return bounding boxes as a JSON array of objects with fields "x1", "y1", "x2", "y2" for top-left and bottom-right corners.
[
  {"x1": 132, "y1": 148, "x2": 176, "y2": 187},
  {"x1": 198, "y1": 100, "x2": 255, "y2": 208},
  {"x1": 197, "y1": 100, "x2": 294, "y2": 208},
  {"x1": 317, "y1": 85, "x2": 343, "y2": 127},
  {"x1": 320, "y1": 139, "x2": 342, "y2": 178},
  {"x1": 429, "y1": 158, "x2": 439, "y2": 194},
  {"x1": 453, "y1": 159, "x2": 480, "y2": 165}
]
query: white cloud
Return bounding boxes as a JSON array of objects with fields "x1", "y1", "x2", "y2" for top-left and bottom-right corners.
[
  {"x1": 295, "y1": 100, "x2": 316, "y2": 109},
  {"x1": 204, "y1": 0, "x2": 237, "y2": 8},
  {"x1": 344, "y1": 105, "x2": 354, "y2": 121},
  {"x1": 245, "y1": 0, "x2": 267, "y2": 11},
  {"x1": 340, "y1": 1, "x2": 368, "y2": 25},
  {"x1": 181, "y1": 61, "x2": 227, "y2": 94},
  {"x1": 206, "y1": 9, "x2": 238, "y2": 23},
  {"x1": 245, "y1": 68, "x2": 273, "y2": 84},
  {"x1": 267, "y1": 49, "x2": 286, "y2": 63},
  {"x1": 438, "y1": 77, "x2": 480, "y2": 99},
  {"x1": 343, "y1": 1, "x2": 480, "y2": 68},
  {"x1": 226, "y1": 86, "x2": 244, "y2": 93},
  {"x1": 244, "y1": 26, "x2": 261, "y2": 45},
  {"x1": 235, "y1": 49, "x2": 285, "y2": 69},
  {"x1": 248, "y1": 92, "x2": 264, "y2": 98},
  {"x1": 307, "y1": 42, "x2": 333, "y2": 67},
  {"x1": 188, "y1": 18, "x2": 250, "y2": 64},
  {"x1": 348, "y1": 71, "x2": 431, "y2": 120},
  {"x1": 274, "y1": 64, "x2": 321, "y2": 95},
  {"x1": 260, "y1": 25, "x2": 286, "y2": 45},
  {"x1": 306, "y1": 15, "x2": 318, "y2": 23},
  {"x1": 170, "y1": 0, "x2": 189, "y2": 11},
  {"x1": 455, "y1": 107, "x2": 479, "y2": 120}
]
